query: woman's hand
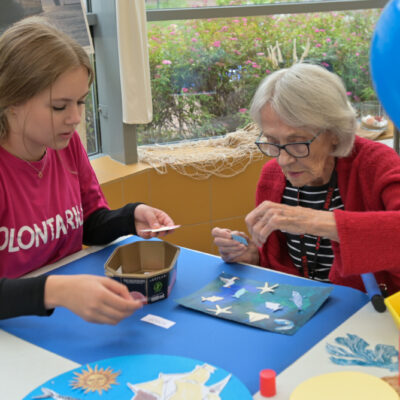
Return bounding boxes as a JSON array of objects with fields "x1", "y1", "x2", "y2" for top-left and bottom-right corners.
[
  {"x1": 134, "y1": 204, "x2": 176, "y2": 239},
  {"x1": 44, "y1": 275, "x2": 143, "y2": 325},
  {"x1": 245, "y1": 200, "x2": 339, "y2": 247},
  {"x1": 211, "y1": 227, "x2": 260, "y2": 265}
]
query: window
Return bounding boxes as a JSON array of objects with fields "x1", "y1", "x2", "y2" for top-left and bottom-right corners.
[{"x1": 138, "y1": 6, "x2": 380, "y2": 145}]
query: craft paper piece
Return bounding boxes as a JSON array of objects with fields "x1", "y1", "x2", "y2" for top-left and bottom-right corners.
[
  {"x1": 70, "y1": 365, "x2": 120, "y2": 395},
  {"x1": 140, "y1": 224, "x2": 181, "y2": 233},
  {"x1": 231, "y1": 234, "x2": 248, "y2": 246},
  {"x1": 176, "y1": 272, "x2": 333, "y2": 335},
  {"x1": 141, "y1": 314, "x2": 176, "y2": 329},
  {"x1": 128, "y1": 363, "x2": 231, "y2": 399}
]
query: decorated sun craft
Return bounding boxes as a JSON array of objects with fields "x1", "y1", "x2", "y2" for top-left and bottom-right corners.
[{"x1": 70, "y1": 364, "x2": 120, "y2": 395}]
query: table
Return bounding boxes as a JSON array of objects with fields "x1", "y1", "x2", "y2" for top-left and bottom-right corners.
[{"x1": 0, "y1": 236, "x2": 396, "y2": 399}]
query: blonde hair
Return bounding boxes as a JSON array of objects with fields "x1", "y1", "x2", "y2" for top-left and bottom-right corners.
[
  {"x1": 0, "y1": 16, "x2": 93, "y2": 140},
  {"x1": 250, "y1": 63, "x2": 357, "y2": 157}
]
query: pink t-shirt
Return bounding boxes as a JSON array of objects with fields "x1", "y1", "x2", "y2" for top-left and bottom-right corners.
[{"x1": 0, "y1": 132, "x2": 109, "y2": 278}]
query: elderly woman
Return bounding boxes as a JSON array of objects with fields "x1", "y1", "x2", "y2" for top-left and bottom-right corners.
[{"x1": 212, "y1": 63, "x2": 400, "y2": 295}]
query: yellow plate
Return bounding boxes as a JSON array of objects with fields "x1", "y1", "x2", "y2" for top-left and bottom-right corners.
[
  {"x1": 385, "y1": 291, "x2": 400, "y2": 330},
  {"x1": 290, "y1": 371, "x2": 399, "y2": 400}
]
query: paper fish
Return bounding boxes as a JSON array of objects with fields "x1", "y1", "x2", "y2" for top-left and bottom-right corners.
[
  {"x1": 274, "y1": 318, "x2": 295, "y2": 331},
  {"x1": 265, "y1": 301, "x2": 283, "y2": 312},
  {"x1": 232, "y1": 288, "x2": 247, "y2": 299},
  {"x1": 201, "y1": 296, "x2": 224, "y2": 303},
  {"x1": 33, "y1": 388, "x2": 80, "y2": 400},
  {"x1": 291, "y1": 290, "x2": 303, "y2": 310}
]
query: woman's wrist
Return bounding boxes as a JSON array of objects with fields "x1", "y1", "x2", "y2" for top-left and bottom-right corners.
[{"x1": 43, "y1": 275, "x2": 68, "y2": 309}]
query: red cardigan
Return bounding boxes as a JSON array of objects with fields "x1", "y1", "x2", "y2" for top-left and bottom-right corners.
[{"x1": 256, "y1": 136, "x2": 400, "y2": 294}]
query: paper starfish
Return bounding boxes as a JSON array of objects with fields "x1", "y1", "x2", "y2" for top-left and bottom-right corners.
[
  {"x1": 257, "y1": 282, "x2": 279, "y2": 294},
  {"x1": 206, "y1": 305, "x2": 232, "y2": 316}
]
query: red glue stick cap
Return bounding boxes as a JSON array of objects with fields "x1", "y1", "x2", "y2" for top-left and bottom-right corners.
[{"x1": 260, "y1": 369, "x2": 276, "y2": 397}]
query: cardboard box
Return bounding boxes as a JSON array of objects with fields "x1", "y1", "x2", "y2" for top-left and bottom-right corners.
[{"x1": 105, "y1": 240, "x2": 180, "y2": 304}]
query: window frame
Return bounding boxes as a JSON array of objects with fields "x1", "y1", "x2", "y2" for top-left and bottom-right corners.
[{"x1": 87, "y1": 0, "x2": 392, "y2": 163}]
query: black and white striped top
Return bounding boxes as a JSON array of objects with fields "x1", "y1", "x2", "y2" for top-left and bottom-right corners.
[{"x1": 282, "y1": 178, "x2": 344, "y2": 282}]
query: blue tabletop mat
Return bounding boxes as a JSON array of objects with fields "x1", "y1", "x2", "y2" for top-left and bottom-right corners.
[{"x1": 0, "y1": 236, "x2": 368, "y2": 395}]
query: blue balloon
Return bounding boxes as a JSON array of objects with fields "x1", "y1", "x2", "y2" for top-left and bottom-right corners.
[{"x1": 370, "y1": 0, "x2": 400, "y2": 130}]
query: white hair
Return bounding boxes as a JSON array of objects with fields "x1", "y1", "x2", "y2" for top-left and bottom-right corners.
[{"x1": 250, "y1": 63, "x2": 357, "y2": 157}]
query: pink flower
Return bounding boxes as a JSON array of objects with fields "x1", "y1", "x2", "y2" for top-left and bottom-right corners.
[
  {"x1": 346, "y1": 91, "x2": 352, "y2": 96},
  {"x1": 266, "y1": 69, "x2": 271, "y2": 74},
  {"x1": 155, "y1": 65, "x2": 162, "y2": 69},
  {"x1": 245, "y1": 60, "x2": 253, "y2": 64},
  {"x1": 182, "y1": 88, "x2": 189, "y2": 93},
  {"x1": 212, "y1": 41, "x2": 221, "y2": 48},
  {"x1": 322, "y1": 53, "x2": 327, "y2": 57},
  {"x1": 228, "y1": 37, "x2": 238, "y2": 41},
  {"x1": 256, "y1": 52, "x2": 265, "y2": 56},
  {"x1": 220, "y1": 26, "x2": 229, "y2": 32},
  {"x1": 191, "y1": 38, "x2": 198, "y2": 42},
  {"x1": 239, "y1": 108, "x2": 247, "y2": 113},
  {"x1": 233, "y1": 19, "x2": 240, "y2": 23},
  {"x1": 162, "y1": 60, "x2": 172, "y2": 65},
  {"x1": 315, "y1": 28, "x2": 320, "y2": 33},
  {"x1": 315, "y1": 43, "x2": 322, "y2": 48},
  {"x1": 252, "y1": 63, "x2": 261, "y2": 69},
  {"x1": 234, "y1": 50, "x2": 241, "y2": 55},
  {"x1": 352, "y1": 78, "x2": 357, "y2": 82},
  {"x1": 326, "y1": 38, "x2": 331, "y2": 43},
  {"x1": 356, "y1": 52, "x2": 360, "y2": 56}
]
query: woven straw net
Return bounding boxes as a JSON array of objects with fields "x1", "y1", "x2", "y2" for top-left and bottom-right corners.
[{"x1": 138, "y1": 124, "x2": 264, "y2": 180}]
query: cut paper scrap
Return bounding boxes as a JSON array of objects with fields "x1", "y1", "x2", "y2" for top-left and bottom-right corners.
[
  {"x1": 176, "y1": 272, "x2": 333, "y2": 335},
  {"x1": 32, "y1": 388, "x2": 80, "y2": 399},
  {"x1": 265, "y1": 302, "x2": 283, "y2": 312},
  {"x1": 140, "y1": 224, "x2": 181, "y2": 233},
  {"x1": 231, "y1": 234, "x2": 248, "y2": 246},
  {"x1": 128, "y1": 363, "x2": 232, "y2": 399},
  {"x1": 290, "y1": 371, "x2": 399, "y2": 400},
  {"x1": 201, "y1": 296, "x2": 224, "y2": 302},
  {"x1": 291, "y1": 291, "x2": 303, "y2": 311},
  {"x1": 220, "y1": 276, "x2": 239, "y2": 288}
]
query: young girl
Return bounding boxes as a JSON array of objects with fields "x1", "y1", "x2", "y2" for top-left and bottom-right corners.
[{"x1": 0, "y1": 17, "x2": 176, "y2": 323}]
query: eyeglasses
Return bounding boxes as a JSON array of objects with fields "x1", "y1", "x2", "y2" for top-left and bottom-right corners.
[{"x1": 255, "y1": 131, "x2": 323, "y2": 158}]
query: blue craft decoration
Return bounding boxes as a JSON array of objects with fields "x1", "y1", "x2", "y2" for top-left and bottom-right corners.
[
  {"x1": 231, "y1": 234, "x2": 248, "y2": 246},
  {"x1": 326, "y1": 333, "x2": 398, "y2": 372},
  {"x1": 177, "y1": 272, "x2": 333, "y2": 335},
  {"x1": 370, "y1": 0, "x2": 400, "y2": 130},
  {"x1": 24, "y1": 354, "x2": 253, "y2": 400}
]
